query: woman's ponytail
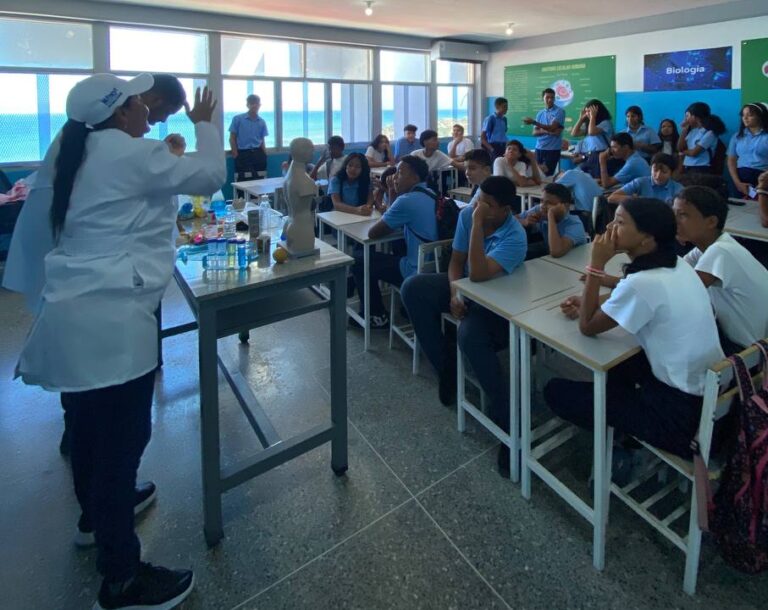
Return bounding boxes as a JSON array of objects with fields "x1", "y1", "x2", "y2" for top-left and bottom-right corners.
[{"x1": 51, "y1": 119, "x2": 91, "y2": 238}]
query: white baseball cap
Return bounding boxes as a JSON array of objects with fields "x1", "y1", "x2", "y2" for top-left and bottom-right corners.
[{"x1": 66, "y1": 73, "x2": 154, "y2": 127}]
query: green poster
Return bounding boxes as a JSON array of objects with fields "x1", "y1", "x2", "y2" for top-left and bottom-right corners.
[
  {"x1": 503, "y1": 55, "x2": 616, "y2": 138},
  {"x1": 741, "y1": 37, "x2": 768, "y2": 106}
]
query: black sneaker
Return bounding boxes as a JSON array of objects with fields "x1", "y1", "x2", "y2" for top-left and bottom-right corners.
[
  {"x1": 369, "y1": 313, "x2": 390, "y2": 330},
  {"x1": 94, "y1": 562, "x2": 194, "y2": 610},
  {"x1": 75, "y1": 482, "x2": 158, "y2": 547}
]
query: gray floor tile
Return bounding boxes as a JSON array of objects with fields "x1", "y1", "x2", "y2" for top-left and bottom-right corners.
[{"x1": 239, "y1": 501, "x2": 507, "y2": 610}]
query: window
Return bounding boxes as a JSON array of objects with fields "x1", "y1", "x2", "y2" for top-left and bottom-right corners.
[
  {"x1": 281, "y1": 81, "x2": 325, "y2": 145},
  {"x1": 306, "y1": 44, "x2": 371, "y2": 81},
  {"x1": 437, "y1": 86, "x2": 470, "y2": 137},
  {"x1": 0, "y1": 18, "x2": 92, "y2": 69},
  {"x1": 221, "y1": 36, "x2": 302, "y2": 78},
  {"x1": 110, "y1": 27, "x2": 209, "y2": 74},
  {"x1": 436, "y1": 60, "x2": 473, "y2": 84},
  {"x1": 223, "y1": 80, "x2": 276, "y2": 148},
  {"x1": 332, "y1": 83, "x2": 371, "y2": 144},
  {"x1": 380, "y1": 85, "x2": 428, "y2": 140},
  {"x1": 137, "y1": 77, "x2": 207, "y2": 152},
  {"x1": 380, "y1": 50, "x2": 429, "y2": 83}
]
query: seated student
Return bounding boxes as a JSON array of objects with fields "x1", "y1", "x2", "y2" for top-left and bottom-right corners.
[
  {"x1": 327, "y1": 153, "x2": 373, "y2": 215},
  {"x1": 400, "y1": 176, "x2": 527, "y2": 474},
  {"x1": 310, "y1": 135, "x2": 346, "y2": 180},
  {"x1": 351, "y1": 155, "x2": 438, "y2": 328},
  {"x1": 462, "y1": 148, "x2": 493, "y2": 207},
  {"x1": 412, "y1": 129, "x2": 456, "y2": 172},
  {"x1": 677, "y1": 102, "x2": 724, "y2": 174},
  {"x1": 598, "y1": 132, "x2": 651, "y2": 189},
  {"x1": 727, "y1": 102, "x2": 768, "y2": 196},
  {"x1": 608, "y1": 153, "x2": 682, "y2": 206},
  {"x1": 570, "y1": 98, "x2": 613, "y2": 178},
  {"x1": 556, "y1": 168, "x2": 603, "y2": 214},
  {"x1": 447, "y1": 123, "x2": 474, "y2": 163},
  {"x1": 492, "y1": 140, "x2": 542, "y2": 187},
  {"x1": 393, "y1": 124, "x2": 419, "y2": 160},
  {"x1": 523, "y1": 87, "x2": 566, "y2": 176},
  {"x1": 568, "y1": 138, "x2": 589, "y2": 166},
  {"x1": 658, "y1": 118, "x2": 680, "y2": 158},
  {"x1": 481, "y1": 97, "x2": 509, "y2": 160},
  {"x1": 623, "y1": 105, "x2": 661, "y2": 161},
  {"x1": 674, "y1": 185, "x2": 768, "y2": 353},
  {"x1": 366, "y1": 134, "x2": 395, "y2": 168},
  {"x1": 373, "y1": 165, "x2": 397, "y2": 211},
  {"x1": 517, "y1": 182, "x2": 587, "y2": 259},
  {"x1": 546, "y1": 198, "x2": 725, "y2": 460},
  {"x1": 281, "y1": 155, "x2": 314, "y2": 177}
]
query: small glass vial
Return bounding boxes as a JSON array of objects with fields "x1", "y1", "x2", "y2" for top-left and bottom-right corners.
[
  {"x1": 216, "y1": 238, "x2": 227, "y2": 270},
  {"x1": 237, "y1": 239, "x2": 248, "y2": 269},
  {"x1": 226, "y1": 238, "x2": 237, "y2": 269}
]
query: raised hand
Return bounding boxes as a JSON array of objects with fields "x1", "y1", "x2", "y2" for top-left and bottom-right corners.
[{"x1": 185, "y1": 86, "x2": 217, "y2": 124}]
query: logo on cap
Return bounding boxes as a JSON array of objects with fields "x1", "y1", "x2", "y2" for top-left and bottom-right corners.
[{"x1": 101, "y1": 87, "x2": 123, "y2": 108}]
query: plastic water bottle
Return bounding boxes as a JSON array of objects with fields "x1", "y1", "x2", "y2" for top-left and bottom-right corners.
[
  {"x1": 223, "y1": 204, "x2": 237, "y2": 238},
  {"x1": 210, "y1": 190, "x2": 226, "y2": 218},
  {"x1": 259, "y1": 195, "x2": 272, "y2": 233}
]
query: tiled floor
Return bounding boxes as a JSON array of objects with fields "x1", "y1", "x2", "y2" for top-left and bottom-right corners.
[{"x1": 0, "y1": 277, "x2": 765, "y2": 609}]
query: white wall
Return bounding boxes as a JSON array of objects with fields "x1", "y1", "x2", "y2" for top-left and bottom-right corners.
[{"x1": 486, "y1": 15, "x2": 768, "y2": 95}]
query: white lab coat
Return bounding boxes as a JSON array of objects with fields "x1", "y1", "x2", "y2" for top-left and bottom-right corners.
[{"x1": 15, "y1": 121, "x2": 225, "y2": 392}]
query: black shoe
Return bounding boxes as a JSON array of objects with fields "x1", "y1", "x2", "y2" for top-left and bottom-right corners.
[
  {"x1": 369, "y1": 313, "x2": 390, "y2": 330},
  {"x1": 497, "y1": 444, "x2": 511, "y2": 478},
  {"x1": 95, "y1": 562, "x2": 194, "y2": 610},
  {"x1": 76, "y1": 482, "x2": 158, "y2": 547},
  {"x1": 438, "y1": 359, "x2": 457, "y2": 406}
]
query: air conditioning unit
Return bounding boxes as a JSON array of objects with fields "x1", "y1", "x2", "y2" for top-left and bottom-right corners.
[{"x1": 430, "y1": 40, "x2": 489, "y2": 63}]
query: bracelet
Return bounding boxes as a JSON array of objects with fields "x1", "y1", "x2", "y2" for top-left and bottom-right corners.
[
  {"x1": 756, "y1": 189, "x2": 768, "y2": 197},
  {"x1": 585, "y1": 265, "x2": 605, "y2": 277}
]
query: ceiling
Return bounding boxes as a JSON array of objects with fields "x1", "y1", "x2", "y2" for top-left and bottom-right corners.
[{"x1": 98, "y1": 0, "x2": 743, "y2": 43}]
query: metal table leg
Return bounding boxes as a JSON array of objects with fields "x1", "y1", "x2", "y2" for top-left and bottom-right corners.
[
  {"x1": 329, "y1": 267, "x2": 348, "y2": 475},
  {"x1": 363, "y1": 242, "x2": 370, "y2": 350},
  {"x1": 592, "y1": 369, "x2": 608, "y2": 570}
]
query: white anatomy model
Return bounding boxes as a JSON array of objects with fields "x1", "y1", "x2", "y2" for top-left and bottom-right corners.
[{"x1": 282, "y1": 137, "x2": 319, "y2": 257}]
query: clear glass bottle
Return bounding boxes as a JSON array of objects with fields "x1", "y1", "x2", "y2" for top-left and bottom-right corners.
[{"x1": 223, "y1": 204, "x2": 237, "y2": 239}]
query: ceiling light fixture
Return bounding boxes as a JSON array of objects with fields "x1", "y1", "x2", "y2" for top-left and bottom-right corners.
[
  {"x1": 365, "y1": 1, "x2": 373, "y2": 16},
  {"x1": 505, "y1": 23, "x2": 514, "y2": 37}
]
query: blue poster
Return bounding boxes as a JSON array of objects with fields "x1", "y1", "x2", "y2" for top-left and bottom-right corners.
[{"x1": 644, "y1": 47, "x2": 732, "y2": 91}]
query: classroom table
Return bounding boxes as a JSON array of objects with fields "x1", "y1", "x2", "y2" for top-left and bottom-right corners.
[
  {"x1": 171, "y1": 238, "x2": 353, "y2": 545},
  {"x1": 316, "y1": 209, "x2": 381, "y2": 252},
  {"x1": 232, "y1": 177, "x2": 286, "y2": 200},
  {"x1": 449, "y1": 186, "x2": 473, "y2": 202},
  {"x1": 451, "y1": 258, "x2": 586, "y2": 481},
  {"x1": 725, "y1": 201, "x2": 768, "y2": 243},
  {"x1": 337, "y1": 219, "x2": 403, "y2": 351},
  {"x1": 541, "y1": 242, "x2": 629, "y2": 278},
  {"x1": 517, "y1": 184, "x2": 546, "y2": 211},
  {"x1": 513, "y1": 297, "x2": 640, "y2": 571}
]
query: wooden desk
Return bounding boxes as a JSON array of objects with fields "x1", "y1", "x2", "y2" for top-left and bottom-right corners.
[
  {"x1": 172, "y1": 239, "x2": 353, "y2": 545},
  {"x1": 512, "y1": 298, "x2": 639, "y2": 571},
  {"x1": 451, "y1": 259, "x2": 584, "y2": 481}
]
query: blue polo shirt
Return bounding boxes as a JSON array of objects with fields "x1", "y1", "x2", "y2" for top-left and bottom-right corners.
[
  {"x1": 229, "y1": 113, "x2": 269, "y2": 149},
  {"x1": 614, "y1": 152, "x2": 651, "y2": 185},
  {"x1": 621, "y1": 176, "x2": 684, "y2": 205},
  {"x1": 582, "y1": 120, "x2": 613, "y2": 153},
  {"x1": 483, "y1": 112, "x2": 509, "y2": 144},
  {"x1": 393, "y1": 137, "x2": 420, "y2": 160},
  {"x1": 625, "y1": 125, "x2": 661, "y2": 160},
  {"x1": 328, "y1": 176, "x2": 370, "y2": 206},
  {"x1": 535, "y1": 106, "x2": 566, "y2": 151},
  {"x1": 683, "y1": 127, "x2": 716, "y2": 167},
  {"x1": 727, "y1": 130, "x2": 768, "y2": 170},
  {"x1": 452, "y1": 205, "x2": 527, "y2": 274},
  {"x1": 556, "y1": 169, "x2": 603, "y2": 212},
  {"x1": 519, "y1": 205, "x2": 587, "y2": 249},
  {"x1": 382, "y1": 183, "x2": 438, "y2": 278}
]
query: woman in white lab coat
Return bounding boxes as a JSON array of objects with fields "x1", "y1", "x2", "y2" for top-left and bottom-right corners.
[{"x1": 15, "y1": 74, "x2": 225, "y2": 610}]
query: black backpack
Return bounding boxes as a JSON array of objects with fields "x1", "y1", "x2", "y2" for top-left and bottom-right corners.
[{"x1": 412, "y1": 185, "x2": 460, "y2": 241}]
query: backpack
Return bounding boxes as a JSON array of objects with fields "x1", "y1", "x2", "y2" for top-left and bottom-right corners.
[
  {"x1": 411, "y1": 185, "x2": 460, "y2": 241},
  {"x1": 708, "y1": 339, "x2": 768, "y2": 574},
  {"x1": 707, "y1": 138, "x2": 727, "y2": 176}
]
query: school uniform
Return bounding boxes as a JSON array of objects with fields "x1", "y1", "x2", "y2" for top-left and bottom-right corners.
[
  {"x1": 545, "y1": 260, "x2": 725, "y2": 458},
  {"x1": 556, "y1": 169, "x2": 603, "y2": 213},
  {"x1": 661, "y1": 140, "x2": 676, "y2": 156},
  {"x1": 624, "y1": 125, "x2": 661, "y2": 160},
  {"x1": 229, "y1": 112, "x2": 268, "y2": 180},
  {"x1": 351, "y1": 183, "x2": 438, "y2": 317},
  {"x1": 315, "y1": 155, "x2": 346, "y2": 180},
  {"x1": 492, "y1": 158, "x2": 532, "y2": 183},
  {"x1": 579, "y1": 119, "x2": 614, "y2": 177},
  {"x1": 401, "y1": 205, "x2": 527, "y2": 430},
  {"x1": 328, "y1": 175, "x2": 370, "y2": 207},
  {"x1": 365, "y1": 146, "x2": 390, "y2": 164},
  {"x1": 727, "y1": 129, "x2": 768, "y2": 186},
  {"x1": 613, "y1": 152, "x2": 651, "y2": 185},
  {"x1": 482, "y1": 112, "x2": 509, "y2": 159},
  {"x1": 621, "y1": 176, "x2": 683, "y2": 205},
  {"x1": 682, "y1": 127, "x2": 716, "y2": 170},
  {"x1": 447, "y1": 137, "x2": 474, "y2": 158},
  {"x1": 684, "y1": 232, "x2": 768, "y2": 349},
  {"x1": 412, "y1": 148, "x2": 453, "y2": 172},
  {"x1": 393, "y1": 137, "x2": 419, "y2": 160},
  {"x1": 535, "y1": 106, "x2": 566, "y2": 175},
  {"x1": 519, "y1": 204, "x2": 587, "y2": 258}
]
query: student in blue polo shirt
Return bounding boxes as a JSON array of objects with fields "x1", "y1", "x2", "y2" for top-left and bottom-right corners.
[
  {"x1": 727, "y1": 102, "x2": 768, "y2": 195},
  {"x1": 393, "y1": 124, "x2": 420, "y2": 161},
  {"x1": 518, "y1": 182, "x2": 587, "y2": 259},
  {"x1": 351, "y1": 155, "x2": 438, "y2": 328},
  {"x1": 571, "y1": 98, "x2": 613, "y2": 178},
  {"x1": 598, "y1": 132, "x2": 651, "y2": 189},
  {"x1": 229, "y1": 93, "x2": 269, "y2": 181},
  {"x1": 677, "y1": 102, "x2": 723, "y2": 174},
  {"x1": 523, "y1": 88, "x2": 566, "y2": 176},
  {"x1": 481, "y1": 97, "x2": 509, "y2": 160},
  {"x1": 328, "y1": 152, "x2": 374, "y2": 214},
  {"x1": 608, "y1": 153, "x2": 683, "y2": 206},
  {"x1": 623, "y1": 105, "x2": 661, "y2": 161},
  {"x1": 400, "y1": 175, "x2": 526, "y2": 474},
  {"x1": 556, "y1": 168, "x2": 603, "y2": 213}
]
